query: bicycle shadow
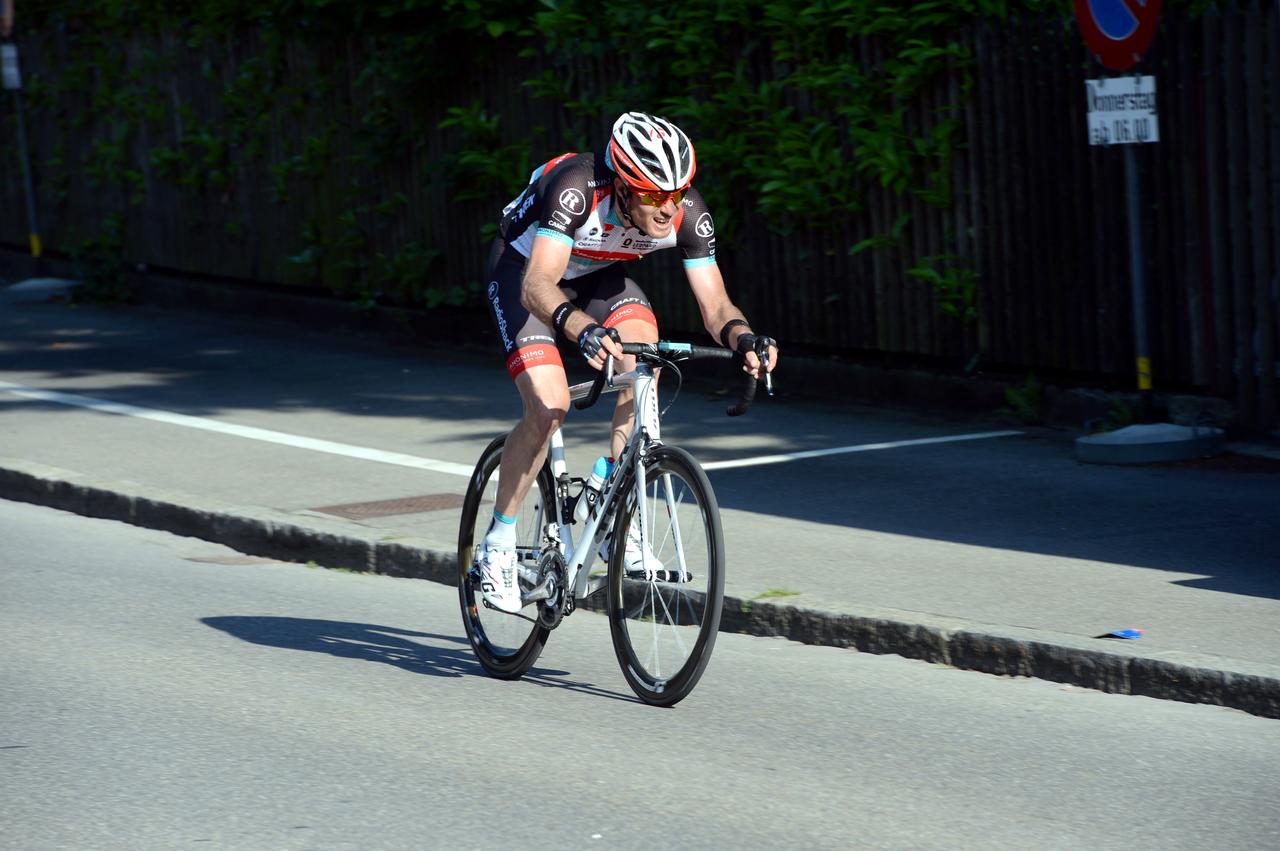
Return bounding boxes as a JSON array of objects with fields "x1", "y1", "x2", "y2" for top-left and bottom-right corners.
[{"x1": 200, "y1": 616, "x2": 636, "y2": 703}]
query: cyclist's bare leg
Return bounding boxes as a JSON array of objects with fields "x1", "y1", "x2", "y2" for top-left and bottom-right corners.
[
  {"x1": 608, "y1": 317, "x2": 660, "y2": 458},
  {"x1": 495, "y1": 364, "x2": 570, "y2": 517}
]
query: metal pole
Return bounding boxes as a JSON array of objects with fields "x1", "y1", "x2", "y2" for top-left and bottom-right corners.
[
  {"x1": 3, "y1": 40, "x2": 40, "y2": 257},
  {"x1": 12, "y1": 87, "x2": 40, "y2": 257},
  {"x1": 1123, "y1": 142, "x2": 1152, "y2": 421}
]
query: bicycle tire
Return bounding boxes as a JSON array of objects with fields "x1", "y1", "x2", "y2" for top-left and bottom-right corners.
[
  {"x1": 458, "y1": 434, "x2": 553, "y2": 679},
  {"x1": 606, "y1": 444, "x2": 725, "y2": 706}
]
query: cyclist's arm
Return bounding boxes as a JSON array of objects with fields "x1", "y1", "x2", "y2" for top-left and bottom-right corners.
[
  {"x1": 520, "y1": 235, "x2": 622, "y2": 369},
  {"x1": 520, "y1": 235, "x2": 591, "y2": 341},
  {"x1": 686, "y1": 262, "x2": 745, "y2": 346},
  {"x1": 686, "y1": 263, "x2": 779, "y2": 376}
]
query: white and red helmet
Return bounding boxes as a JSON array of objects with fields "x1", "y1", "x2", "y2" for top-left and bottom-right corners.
[{"x1": 608, "y1": 112, "x2": 697, "y2": 193}]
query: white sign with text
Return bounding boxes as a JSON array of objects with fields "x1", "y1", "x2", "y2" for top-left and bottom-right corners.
[{"x1": 1086, "y1": 76, "x2": 1158, "y2": 146}]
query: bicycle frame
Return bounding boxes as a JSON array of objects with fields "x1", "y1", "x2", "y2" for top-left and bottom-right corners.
[
  {"x1": 546, "y1": 357, "x2": 663, "y2": 602},
  {"x1": 463, "y1": 337, "x2": 759, "y2": 704}
]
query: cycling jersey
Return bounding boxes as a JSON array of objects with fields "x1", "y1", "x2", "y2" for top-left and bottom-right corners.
[{"x1": 498, "y1": 150, "x2": 717, "y2": 279}]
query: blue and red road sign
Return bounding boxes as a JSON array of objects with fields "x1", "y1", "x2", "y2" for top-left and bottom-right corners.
[{"x1": 1075, "y1": 0, "x2": 1163, "y2": 70}]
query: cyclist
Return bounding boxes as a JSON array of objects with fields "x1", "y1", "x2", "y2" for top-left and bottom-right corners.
[{"x1": 478, "y1": 111, "x2": 778, "y2": 613}]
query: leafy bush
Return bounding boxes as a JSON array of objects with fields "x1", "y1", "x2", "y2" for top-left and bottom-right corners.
[{"x1": 23, "y1": 0, "x2": 1096, "y2": 311}]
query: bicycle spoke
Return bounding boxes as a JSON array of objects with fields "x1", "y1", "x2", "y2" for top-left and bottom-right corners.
[{"x1": 609, "y1": 446, "x2": 722, "y2": 704}]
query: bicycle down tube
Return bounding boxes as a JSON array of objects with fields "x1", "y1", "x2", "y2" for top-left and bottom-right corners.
[{"x1": 553, "y1": 358, "x2": 661, "y2": 602}]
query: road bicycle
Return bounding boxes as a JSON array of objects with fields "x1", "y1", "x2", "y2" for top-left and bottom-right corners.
[{"x1": 458, "y1": 340, "x2": 768, "y2": 706}]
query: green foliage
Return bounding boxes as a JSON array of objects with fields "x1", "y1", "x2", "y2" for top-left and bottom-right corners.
[
  {"x1": 907, "y1": 254, "x2": 979, "y2": 323},
  {"x1": 1086, "y1": 396, "x2": 1138, "y2": 434},
  {"x1": 753, "y1": 588, "x2": 801, "y2": 600},
  {"x1": 1105, "y1": 396, "x2": 1137, "y2": 431},
  {"x1": 1003, "y1": 373, "x2": 1044, "y2": 424},
  {"x1": 71, "y1": 215, "x2": 133, "y2": 304},
  {"x1": 438, "y1": 104, "x2": 534, "y2": 203},
  {"x1": 27, "y1": 0, "x2": 1163, "y2": 316}
]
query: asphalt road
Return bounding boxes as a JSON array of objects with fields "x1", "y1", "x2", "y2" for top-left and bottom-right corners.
[{"x1": 3, "y1": 499, "x2": 1277, "y2": 850}]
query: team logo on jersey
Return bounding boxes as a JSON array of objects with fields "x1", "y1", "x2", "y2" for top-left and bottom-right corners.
[
  {"x1": 550, "y1": 210, "x2": 572, "y2": 228},
  {"x1": 559, "y1": 188, "x2": 587, "y2": 216},
  {"x1": 695, "y1": 213, "x2": 715, "y2": 239},
  {"x1": 513, "y1": 192, "x2": 535, "y2": 222}
]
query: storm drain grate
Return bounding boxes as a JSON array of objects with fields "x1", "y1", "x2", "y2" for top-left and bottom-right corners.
[{"x1": 312, "y1": 494, "x2": 466, "y2": 520}]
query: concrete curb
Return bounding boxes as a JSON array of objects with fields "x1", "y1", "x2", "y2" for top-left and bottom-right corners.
[{"x1": 4, "y1": 458, "x2": 1277, "y2": 719}]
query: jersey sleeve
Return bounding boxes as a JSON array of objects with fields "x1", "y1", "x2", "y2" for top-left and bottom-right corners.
[
  {"x1": 676, "y1": 187, "x2": 717, "y2": 269},
  {"x1": 533, "y1": 157, "x2": 596, "y2": 246}
]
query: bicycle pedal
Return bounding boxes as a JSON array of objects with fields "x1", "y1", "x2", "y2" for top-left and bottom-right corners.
[{"x1": 625, "y1": 569, "x2": 693, "y2": 583}]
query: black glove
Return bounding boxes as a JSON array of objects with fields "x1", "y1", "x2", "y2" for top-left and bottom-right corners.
[
  {"x1": 578, "y1": 323, "x2": 621, "y2": 361},
  {"x1": 735, "y1": 332, "x2": 776, "y2": 360}
]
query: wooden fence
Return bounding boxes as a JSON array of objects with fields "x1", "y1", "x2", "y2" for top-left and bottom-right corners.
[{"x1": 1, "y1": 6, "x2": 1276, "y2": 431}]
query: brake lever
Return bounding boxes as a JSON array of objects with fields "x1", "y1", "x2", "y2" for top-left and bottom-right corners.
[{"x1": 726, "y1": 344, "x2": 773, "y2": 417}]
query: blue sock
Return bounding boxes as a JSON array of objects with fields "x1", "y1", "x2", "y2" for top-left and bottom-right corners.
[{"x1": 485, "y1": 510, "x2": 518, "y2": 547}]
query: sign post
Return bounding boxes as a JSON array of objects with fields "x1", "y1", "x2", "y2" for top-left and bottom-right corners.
[
  {"x1": 2, "y1": 39, "x2": 41, "y2": 258},
  {"x1": 1072, "y1": 1, "x2": 1224, "y2": 463},
  {"x1": 1085, "y1": 74, "x2": 1159, "y2": 417},
  {"x1": 1075, "y1": 0, "x2": 1163, "y2": 420}
]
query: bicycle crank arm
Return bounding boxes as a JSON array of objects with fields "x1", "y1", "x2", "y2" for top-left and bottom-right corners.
[{"x1": 521, "y1": 577, "x2": 555, "y2": 604}]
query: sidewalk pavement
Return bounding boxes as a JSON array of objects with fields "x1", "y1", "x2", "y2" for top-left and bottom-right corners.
[{"x1": 2, "y1": 271, "x2": 1278, "y2": 718}]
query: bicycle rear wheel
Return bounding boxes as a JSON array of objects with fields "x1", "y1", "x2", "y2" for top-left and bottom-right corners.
[
  {"x1": 607, "y1": 445, "x2": 724, "y2": 706},
  {"x1": 458, "y1": 434, "x2": 552, "y2": 679}
]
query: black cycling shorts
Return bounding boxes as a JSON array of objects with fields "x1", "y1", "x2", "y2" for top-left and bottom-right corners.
[{"x1": 484, "y1": 239, "x2": 658, "y2": 379}]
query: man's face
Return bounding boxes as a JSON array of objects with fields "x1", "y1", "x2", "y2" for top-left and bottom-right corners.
[{"x1": 615, "y1": 179, "x2": 682, "y2": 239}]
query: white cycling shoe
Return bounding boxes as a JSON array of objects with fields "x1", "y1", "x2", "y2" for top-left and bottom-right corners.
[
  {"x1": 601, "y1": 525, "x2": 686, "y2": 581},
  {"x1": 476, "y1": 542, "x2": 523, "y2": 613}
]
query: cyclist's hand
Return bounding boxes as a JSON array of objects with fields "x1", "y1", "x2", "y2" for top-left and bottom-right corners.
[
  {"x1": 735, "y1": 333, "x2": 778, "y2": 380},
  {"x1": 579, "y1": 323, "x2": 623, "y2": 371}
]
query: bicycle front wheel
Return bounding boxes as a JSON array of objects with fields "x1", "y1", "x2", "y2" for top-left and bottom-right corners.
[
  {"x1": 607, "y1": 445, "x2": 725, "y2": 706},
  {"x1": 458, "y1": 434, "x2": 552, "y2": 679}
]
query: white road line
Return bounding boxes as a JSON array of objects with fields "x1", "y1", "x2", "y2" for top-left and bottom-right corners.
[
  {"x1": 0, "y1": 380, "x2": 477, "y2": 478},
  {"x1": 0, "y1": 380, "x2": 1021, "y2": 475},
  {"x1": 700, "y1": 431, "x2": 1023, "y2": 471}
]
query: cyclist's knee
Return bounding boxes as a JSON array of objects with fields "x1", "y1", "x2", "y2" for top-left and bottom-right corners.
[
  {"x1": 525, "y1": 397, "x2": 568, "y2": 437},
  {"x1": 515, "y1": 369, "x2": 569, "y2": 437}
]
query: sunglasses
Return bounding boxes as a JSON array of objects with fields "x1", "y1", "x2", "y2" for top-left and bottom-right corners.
[{"x1": 630, "y1": 187, "x2": 686, "y2": 206}]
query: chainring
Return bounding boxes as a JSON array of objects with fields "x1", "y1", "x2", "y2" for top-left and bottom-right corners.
[{"x1": 536, "y1": 548, "x2": 569, "y2": 629}]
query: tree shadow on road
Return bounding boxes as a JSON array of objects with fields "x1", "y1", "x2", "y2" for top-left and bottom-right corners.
[
  {"x1": 12, "y1": 301, "x2": 1278, "y2": 603},
  {"x1": 200, "y1": 616, "x2": 636, "y2": 702}
]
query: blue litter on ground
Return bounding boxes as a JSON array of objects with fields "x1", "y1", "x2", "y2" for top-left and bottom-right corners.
[{"x1": 1096, "y1": 628, "x2": 1144, "y2": 640}]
